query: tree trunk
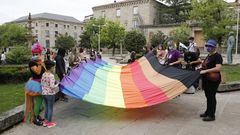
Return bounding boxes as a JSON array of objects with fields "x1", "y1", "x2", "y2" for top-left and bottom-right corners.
[{"x1": 112, "y1": 44, "x2": 115, "y2": 56}]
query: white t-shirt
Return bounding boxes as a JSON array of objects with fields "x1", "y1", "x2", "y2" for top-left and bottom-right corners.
[
  {"x1": 188, "y1": 42, "x2": 197, "y2": 52},
  {"x1": 1, "y1": 53, "x2": 6, "y2": 61}
]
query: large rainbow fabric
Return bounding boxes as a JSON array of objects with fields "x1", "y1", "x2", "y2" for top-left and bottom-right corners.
[{"x1": 60, "y1": 53, "x2": 200, "y2": 108}]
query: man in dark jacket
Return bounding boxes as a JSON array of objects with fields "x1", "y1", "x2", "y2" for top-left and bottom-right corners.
[{"x1": 55, "y1": 48, "x2": 68, "y2": 101}]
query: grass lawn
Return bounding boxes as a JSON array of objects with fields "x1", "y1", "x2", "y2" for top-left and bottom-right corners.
[
  {"x1": 221, "y1": 64, "x2": 240, "y2": 83},
  {"x1": 0, "y1": 83, "x2": 25, "y2": 114}
]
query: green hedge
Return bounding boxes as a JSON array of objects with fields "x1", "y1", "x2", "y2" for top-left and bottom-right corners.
[{"x1": 0, "y1": 65, "x2": 31, "y2": 84}]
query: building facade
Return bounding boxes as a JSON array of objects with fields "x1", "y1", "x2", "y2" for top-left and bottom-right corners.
[
  {"x1": 92, "y1": 0, "x2": 205, "y2": 48},
  {"x1": 13, "y1": 13, "x2": 84, "y2": 48},
  {"x1": 93, "y1": 0, "x2": 164, "y2": 31}
]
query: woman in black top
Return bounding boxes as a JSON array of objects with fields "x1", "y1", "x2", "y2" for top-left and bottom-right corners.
[{"x1": 200, "y1": 39, "x2": 223, "y2": 121}]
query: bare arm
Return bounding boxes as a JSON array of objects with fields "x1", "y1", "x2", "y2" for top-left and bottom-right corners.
[{"x1": 200, "y1": 64, "x2": 222, "y2": 74}]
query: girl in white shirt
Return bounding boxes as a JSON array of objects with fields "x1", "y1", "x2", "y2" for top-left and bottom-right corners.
[{"x1": 41, "y1": 60, "x2": 59, "y2": 128}]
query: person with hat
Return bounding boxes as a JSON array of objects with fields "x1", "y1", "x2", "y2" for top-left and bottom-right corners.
[
  {"x1": 25, "y1": 42, "x2": 46, "y2": 126},
  {"x1": 41, "y1": 60, "x2": 59, "y2": 128},
  {"x1": 200, "y1": 39, "x2": 223, "y2": 121}
]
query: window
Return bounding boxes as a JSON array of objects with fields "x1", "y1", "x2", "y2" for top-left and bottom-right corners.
[
  {"x1": 55, "y1": 24, "x2": 58, "y2": 28},
  {"x1": 36, "y1": 23, "x2": 38, "y2": 27},
  {"x1": 116, "y1": 9, "x2": 121, "y2": 17},
  {"x1": 45, "y1": 30, "x2": 50, "y2": 37},
  {"x1": 64, "y1": 25, "x2": 66, "y2": 29},
  {"x1": 46, "y1": 40, "x2": 50, "y2": 48},
  {"x1": 55, "y1": 31, "x2": 58, "y2": 37},
  {"x1": 74, "y1": 32, "x2": 77, "y2": 39},
  {"x1": 67, "y1": 25, "x2": 69, "y2": 29},
  {"x1": 46, "y1": 23, "x2": 49, "y2": 27},
  {"x1": 133, "y1": 20, "x2": 138, "y2": 28},
  {"x1": 74, "y1": 26, "x2": 77, "y2": 30},
  {"x1": 81, "y1": 27, "x2": 84, "y2": 30},
  {"x1": 102, "y1": 11, "x2": 106, "y2": 17},
  {"x1": 133, "y1": 6, "x2": 138, "y2": 15},
  {"x1": 65, "y1": 32, "x2": 68, "y2": 36},
  {"x1": 35, "y1": 30, "x2": 38, "y2": 33}
]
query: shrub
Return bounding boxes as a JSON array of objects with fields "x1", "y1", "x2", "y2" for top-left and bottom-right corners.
[
  {"x1": 124, "y1": 30, "x2": 146, "y2": 53},
  {"x1": 6, "y1": 46, "x2": 31, "y2": 64},
  {"x1": 0, "y1": 65, "x2": 31, "y2": 84}
]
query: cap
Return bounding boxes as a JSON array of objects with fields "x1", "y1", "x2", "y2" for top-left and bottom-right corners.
[{"x1": 205, "y1": 39, "x2": 217, "y2": 48}]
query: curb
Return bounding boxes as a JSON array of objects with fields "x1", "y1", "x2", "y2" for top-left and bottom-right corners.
[
  {"x1": 0, "y1": 105, "x2": 24, "y2": 133},
  {"x1": 218, "y1": 81, "x2": 240, "y2": 92}
]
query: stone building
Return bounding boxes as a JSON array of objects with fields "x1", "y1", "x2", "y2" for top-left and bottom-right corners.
[
  {"x1": 13, "y1": 13, "x2": 84, "y2": 48},
  {"x1": 92, "y1": 0, "x2": 205, "y2": 48}
]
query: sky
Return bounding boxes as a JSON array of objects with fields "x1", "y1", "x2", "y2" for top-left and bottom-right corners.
[{"x1": 0, "y1": 0, "x2": 236, "y2": 24}]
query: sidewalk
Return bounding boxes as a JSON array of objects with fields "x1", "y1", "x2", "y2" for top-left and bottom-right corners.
[{"x1": 2, "y1": 90, "x2": 240, "y2": 135}]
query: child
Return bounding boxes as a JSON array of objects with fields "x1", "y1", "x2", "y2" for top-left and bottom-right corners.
[{"x1": 41, "y1": 60, "x2": 59, "y2": 128}]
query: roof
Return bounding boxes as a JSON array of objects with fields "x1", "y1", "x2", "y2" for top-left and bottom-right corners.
[
  {"x1": 13, "y1": 13, "x2": 82, "y2": 24},
  {"x1": 92, "y1": 0, "x2": 165, "y2": 10}
]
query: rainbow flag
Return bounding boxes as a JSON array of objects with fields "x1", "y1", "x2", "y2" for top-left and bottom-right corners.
[{"x1": 60, "y1": 53, "x2": 200, "y2": 108}]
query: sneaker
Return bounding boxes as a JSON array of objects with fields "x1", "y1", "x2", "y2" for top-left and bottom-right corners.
[
  {"x1": 43, "y1": 120, "x2": 48, "y2": 127},
  {"x1": 200, "y1": 113, "x2": 208, "y2": 118},
  {"x1": 47, "y1": 122, "x2": 57, "y2": 128},
  {"x1": 202, "y1": 116, "x2": 215, "y2": 121}
]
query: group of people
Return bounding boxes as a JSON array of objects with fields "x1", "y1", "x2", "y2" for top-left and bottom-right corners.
[
  {"x1": 25, "y1": 37, "x2": 222, "y2": 126},
  {"x1": 25, "y1": 42, "x2": 68, "y2": 128},
  {"x1": 142, "y1": 37, "x2": 222, "y2": 122}
]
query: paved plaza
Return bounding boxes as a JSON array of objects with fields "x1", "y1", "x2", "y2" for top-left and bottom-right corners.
[
  {"x1": 2, "y1": 89, "x2": 240, "y2": 135},
  {"x1": 2, "y1": 55, "x2": 240, "y2": 135}
]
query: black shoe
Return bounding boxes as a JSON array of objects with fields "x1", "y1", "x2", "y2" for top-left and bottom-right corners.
[
  {"x1": 37, "y1": 115, "x2": 45, "y2": 122},
  {"x1": 60, "y1": 97, "x2": 68, "y2": 102},
  {"x1": 33, "y1": 118, "x2": 43, "y2": 126},
  {"x1": 200, "y1": 113, "x2": 207, "y2": 117},
  {"x1": 202, "y1": 116, "x2": 215, "y2": 121}
]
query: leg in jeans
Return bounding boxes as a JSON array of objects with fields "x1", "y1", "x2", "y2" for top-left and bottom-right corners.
[
  {"x1": 44, "y1": 95, "x2": 55, "y2": 122},
  {"x1": 43, "y1": 95, "x2": 48, "y2": 120}
]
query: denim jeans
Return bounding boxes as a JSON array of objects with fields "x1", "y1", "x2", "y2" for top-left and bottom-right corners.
[{"x1": 43, "y1": 95, "x2": 55, "y2": 122}]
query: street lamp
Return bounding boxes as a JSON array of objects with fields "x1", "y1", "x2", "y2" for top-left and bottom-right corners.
[
  {"x1": 236, "y1": 4, "x2": 239, "y2": 57},
  {"x1": 93, "y1": 24, "x2": 105, "y2": 52}
]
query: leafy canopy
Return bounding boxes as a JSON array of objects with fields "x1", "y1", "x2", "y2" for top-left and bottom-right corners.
[
  {"x1": 124, "y1": 30, "x2": 146, "y2": 53},
  {"x1": 55, "y1": 35, "x2": 76, "y2": 51},
  {"x1": 190, "y1": 0, "x2": 235, "y2": 45},
  {"x1": 0, "y1": 23, "x2": 28, "y2": 47}
]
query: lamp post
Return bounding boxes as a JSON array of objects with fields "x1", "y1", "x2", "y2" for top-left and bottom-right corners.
[
  {"x1": 93, "y1": 24, "x2": 105, "y2": 52},
  {"x1": 236, "y1": 4, "x2": 239, "y2": 57}
]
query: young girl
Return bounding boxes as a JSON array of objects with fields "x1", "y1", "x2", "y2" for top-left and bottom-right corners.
[{"x1": 41, "y1": 60, "x2": 59, "y2": 128}]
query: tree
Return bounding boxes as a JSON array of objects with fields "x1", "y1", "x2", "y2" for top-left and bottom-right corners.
[
  {"x1": 79, "y1": 31, "x2": 91, "y2": 49},
  {"x1": 159, "y1": 0, "x2": 191, "y2": 23},
  {"x1": 0, "y1": 23, "x2": 28, "y2": 47},
  {"x1": 55, "y1": 35, "x2": 76, "y2": 50},
  {"x1": 169, "y1": 23, "x2": 191, "y2": 45},
  {"x1": 190, "y1": 0, "x2": 235, "y2": 46},
  {"x1": 84, "y1": 18, "x2": 106, "y2": 50},
  {"x1": 6, "y1": 46, "x2": 31, "y2": 64},
  {"x1": 100, "y1": 21, "x2": 126, "y2": 56},
  {"x1": 124, "y1": 30, "x2": 146, "y2": 53},
  {"x1": 150, "y1": 31, "x2": 168, "y2": 48}
]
